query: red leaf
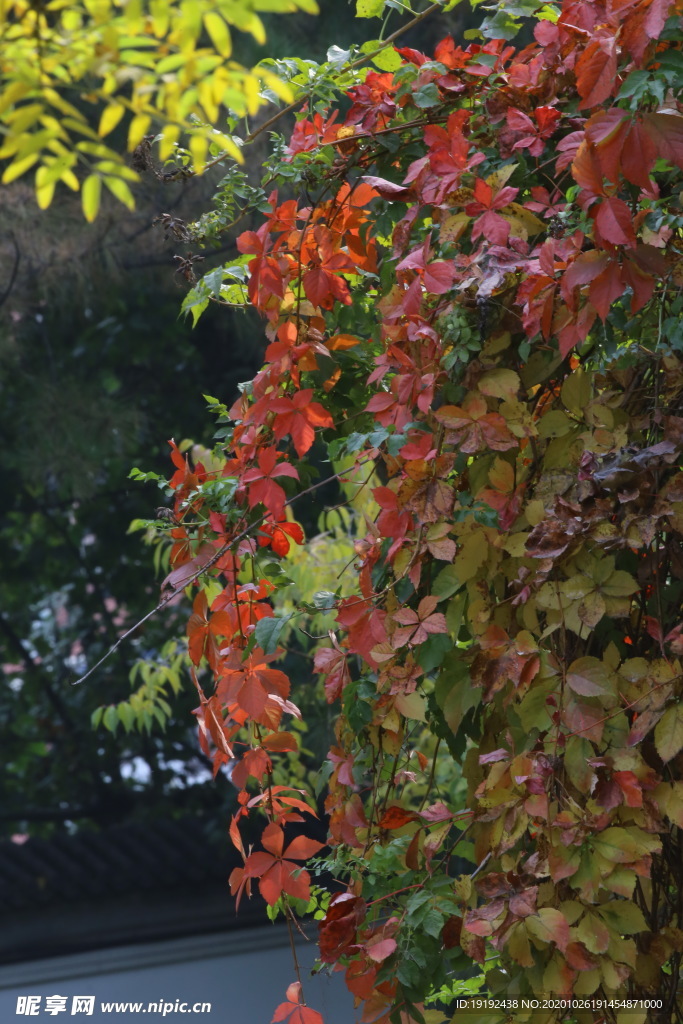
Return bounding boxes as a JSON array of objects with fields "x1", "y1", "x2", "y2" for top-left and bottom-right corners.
[
  {"x1": 594, "y1": 197, "x2": 637, "y2": 248},
  {"x1": 643, "y1": 112, "x2": 683, "y2": 171},
  {"x1": 571, "y1": 140, "x2": 606, "y2": 197},
  {"x1": 576, "y1": 37, "x2": 618, "y2": 109},
  {"x1": 565, "y1": 941, "x2": 598, "y2": 970},
  {"x1": 262, "y1": 731, "x2": 299, "y2": 752},
  {"x1": 285, "y1": 834, "x2": 325, "y2": 860},
  {"x1": 590, "y1": 259, "x2": 625, "y2": 320},
  {"x1": 365, "y1": 937, "x2": 397, "y2": 962},
  {"x1": 319, "y1": 893, "x2": 366, "y2": 962},
  {"x1": 361, "y1": 175, "x2": 413, "y2": 200},
  {"x1": 621, "y1": 119, "x2": 657, "y2": 189}
]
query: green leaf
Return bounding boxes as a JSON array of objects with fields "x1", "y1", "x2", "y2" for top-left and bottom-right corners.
[
  {"x1": 561, "y1": 369, "x2": 591, "y2": 412},
  {"x1": 433, "y1": 565, "x2": 461, "y2": 601},
  {"x1": 103, "y1": 705, "x2": 119, "y2": 734},
  {"x1": 413, "y1": 83, "x2": 441, "y2": 109},
  {"x1": 356, "y1": 0, "x2": 385, "y2": 16},
  {"x1": 254, "y1": 614, "x2": 292, "y2": 655},
  {"x1": 591, "y1": 827, "x2": 661, "y2": 864},
  {"x1": 654, "y1": 703, "x2": 683, "y2": 763},
  {"x1": 597, "y1": 900, "x2": 647, "y2": 936},
  {"x1": 117, "y1": 702, "x2": 136, "y2": 733},
  {"x1": 422, "y1": 908, "x2": 445, "y2": 939},
  {"x1": 416, "y1": 632, "x2": 452, "y2": 672},
  {"x1": 525, "y1": 908, "x2": 569, "y2": 951},
  {"x1": 566, "y1": 657, "x2": 612, "y2": 697},
  {"x1": 359, "y1": 40, "x2": 403, "y2": 72},
  {"x1": 103, "y1": 175, "x2": 135, "y2": 210}
]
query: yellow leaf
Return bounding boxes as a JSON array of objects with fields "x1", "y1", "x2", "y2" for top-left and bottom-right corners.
[
  {"x1": 203, "y1": 11, "x2": 232, "y2": 57},
  {"x1": 478, "y1": 368, "x2": 521, "y2": 401},
  {"x1": 6, "y1": 102, "x2": 45, "y2": 134},
  {"x1": 150, "y1": 0, "x2": 170, "y2": 36},
  {"x1": 189, "y1": 133, "x2": 208, "y2": 174},
  {"x1": 454, "y1": 529, "x2": 488, "y2": 583},
  {"x1": 99, "y1": 103, "x2": 125, "y2": 138},
  {"x1": 486, "y1": 162, "x2": 517, "y2": 190},
  {"x1": 0, "y1": 80, "x2": 30, "y2": 118},
  {"x1": 2, "y1": 152, "x2": 40, "y2": 184},
  {"x1": 158, "y1": 123, "x2": 180, "y2": 162},
  {"x1": 35, "y1": 165, "x2": 56, "y2": 210},
  {"x1": 502, "y1": 202, "x2": 545, "y2": 240},
  {"x1": 198, "y1": 79, "x2": 219, "y2": 123},
  {"x1": 259, "y1": 68, "x2": 294, "y2": 104},
  {"x1": 103, "y1": 175, "x2": 135, "y2": 210},
  {"x1": 439, "y1": 211, "x2": 470, "y2": 245},
  {"x1": 43, "y1": 88, "x2": 86, "y2": 121},
  {"x1": 60, "y1": 168, "x2": 79, "y2": 191},
  {"x1": 243, "y1": 73, "x2": 261, "y2": 116},
  {"x1": 488, "y1": 456, "x2": 514, "y2": 493},
  {"x1": 128, "y1": 113, "x2": 151, "y2": 150},
  {"x1": 210, "y1": 131, "x2": 242, "y2": 163},
  {"x1": 394, "y1": 691, "x2": 427, "y2": 722},
  {"x1": 81, "y1": 173, "x2": 102, "y2": 222}
]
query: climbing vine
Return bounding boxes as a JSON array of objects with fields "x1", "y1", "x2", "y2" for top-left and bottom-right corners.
[{"x1": 98, "y1": 0, "x2": 683, "y2": 1021}]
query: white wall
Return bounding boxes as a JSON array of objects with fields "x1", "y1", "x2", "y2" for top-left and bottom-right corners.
[{"x1": 0, "y1": 924, "x2": 355, "y2": 1023}]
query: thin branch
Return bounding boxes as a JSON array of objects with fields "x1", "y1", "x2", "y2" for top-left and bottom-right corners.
[{"x1": 72, "y1": 462, "x2": 370, "y2": 687}]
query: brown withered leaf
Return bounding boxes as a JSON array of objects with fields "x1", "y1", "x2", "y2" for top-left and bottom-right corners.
[{"x1": 398, "y1": 476, "x2": 455, "y2": 524}]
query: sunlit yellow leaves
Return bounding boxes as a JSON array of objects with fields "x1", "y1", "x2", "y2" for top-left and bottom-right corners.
[{"x1": 0, "y1": 0, "x2": 315, "y2": 215}]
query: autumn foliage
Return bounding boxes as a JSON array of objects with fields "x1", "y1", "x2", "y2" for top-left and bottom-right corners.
[{"x1": 148, "y1": 0, "x2": 683, "y2": 1021}]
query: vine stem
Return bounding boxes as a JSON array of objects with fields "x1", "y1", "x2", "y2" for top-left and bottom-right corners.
[{"x1": 284, "y1": 899, "x2": 307, "y2": 1004}]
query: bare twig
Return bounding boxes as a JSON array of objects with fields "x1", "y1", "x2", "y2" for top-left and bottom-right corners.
[{"x1": 72, "y1": 461, "x2": 372, "y2": 686}]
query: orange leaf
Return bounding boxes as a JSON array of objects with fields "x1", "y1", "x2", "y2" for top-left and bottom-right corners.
[{"x1": 379, "y1": 806, "x2": 419, "y2": 830}]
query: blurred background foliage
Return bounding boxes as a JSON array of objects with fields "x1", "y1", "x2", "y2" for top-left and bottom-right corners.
[{"x1": 0, "y1": 1, "x2": 470, "y2": 840}]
